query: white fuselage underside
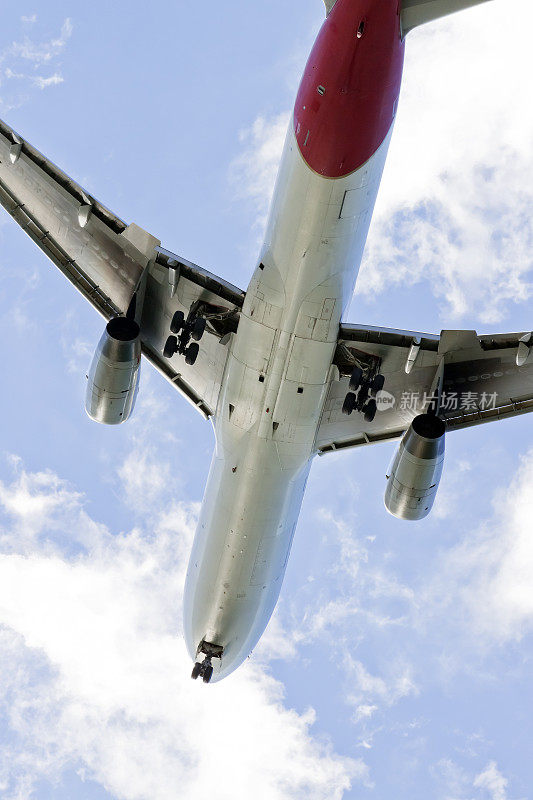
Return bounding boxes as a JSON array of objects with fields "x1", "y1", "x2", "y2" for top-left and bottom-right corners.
[{"x1": 183, "y1": 122, "x2": 393, "y2": 681}]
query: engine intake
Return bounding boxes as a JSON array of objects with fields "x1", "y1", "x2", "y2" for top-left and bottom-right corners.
[
  {"x1": 85, "y1": 317, "x2": 141, "y2": 425},
  {"x1": 384, "y1": 413, "x2": 445, "y2": 521}
]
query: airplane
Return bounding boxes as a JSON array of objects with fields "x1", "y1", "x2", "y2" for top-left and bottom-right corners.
[{"x1": 1, "y1": 0, "x2": 527, "y2": 684}]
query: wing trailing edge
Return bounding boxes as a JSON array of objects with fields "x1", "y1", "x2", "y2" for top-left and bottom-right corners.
[{"x1": 401, "y1": 0, "x2": 493, "y2": 36}]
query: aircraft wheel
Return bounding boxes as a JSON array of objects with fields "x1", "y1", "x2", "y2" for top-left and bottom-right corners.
[
  {"x1": 342, "y1": 392, "x2": 356, "y2": 415},
  {"x1": 349, "y1": 366, "x2": 363, "y2": 392},
  {"x1": 202, "y1": 664, "x2": 214, "y2": 683},
  {"x1": 364, "y1": 399, "x2": 377, "y2": 423},
  {"x1": 163, "y1": 335, "x2": 178, "y2": 359},
  {"x1": 191, "y1": 317, "x2": 206, "y2": 341},
  {"x1": 170, "y1": 310, "x2": 185, "y2": 333},
  {"x1": 191, "y1": 662, "x2": 202, "y2": 680},
  {"x1": 185, "y1": 342, "x2": 200, "y2": 365},
  {"x1": 370, "y1": 374, "x2": 385, "y2": 393},
  {"x1": 357, "y1": 383, "x2": 369, "y2": 409}
]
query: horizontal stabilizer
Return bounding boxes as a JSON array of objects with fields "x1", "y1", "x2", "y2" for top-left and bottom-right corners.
[{"x1": 401, "y1": 0, "x2": 493, "y2": 36}]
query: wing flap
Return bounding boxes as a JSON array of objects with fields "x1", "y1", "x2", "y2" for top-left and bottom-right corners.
[
  {"x1": 0, "y1": 121, "x2": 151, "y2": 316},
  {"x1": 0, "y1": 118, "x2": 126, "y2": 234},
  {"x1": 0, "y1": 172, "x2": 121, "y2": 319}
]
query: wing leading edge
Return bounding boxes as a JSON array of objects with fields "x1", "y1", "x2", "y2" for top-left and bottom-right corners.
[{"x1": 0, "y1": 118, "x2": 244, "y2": 419}]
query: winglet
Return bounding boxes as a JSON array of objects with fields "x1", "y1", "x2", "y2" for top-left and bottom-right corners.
[{"x1": 401, "y1": 0, "x2": 493, "y2": 36}]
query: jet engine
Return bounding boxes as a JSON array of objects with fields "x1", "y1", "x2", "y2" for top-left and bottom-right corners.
[
  {"x1": 85, "y1": 317, "x2": 141, "y2": 425},
  {"x1": 384, "y1": 413, "x2": 445, "y2": 521}
]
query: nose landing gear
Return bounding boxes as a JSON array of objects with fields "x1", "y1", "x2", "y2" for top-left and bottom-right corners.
[
  {"x1": 191, "y1": 640, "x2": 224, "y2": 684},
  {"x1": 191, "y1": 659, "x2": 214, "y2": 683}
]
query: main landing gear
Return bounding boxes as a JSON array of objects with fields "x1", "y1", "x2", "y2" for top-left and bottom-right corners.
[
  {"x1": 342, "y1": 365, "x2": 385, "y2": 423},
  {"x1": 191, "y1": 640, "x2": 224, "y2": 684},
  {"x1": 163, "y1": 309, "x2": 206, "y2": 366}
]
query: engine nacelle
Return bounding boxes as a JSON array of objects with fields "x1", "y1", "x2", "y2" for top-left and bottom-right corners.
[
  {"x1": 384, "y1": 413, "x2": 445, "y2": 521},
  {"x1": 85, "y1": 317, "x2": 141, "y2": 425}
]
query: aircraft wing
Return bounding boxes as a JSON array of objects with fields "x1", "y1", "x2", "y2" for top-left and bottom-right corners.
[
  {"x1": 401, "y1": 0, "x2": 494, "y2": 36},
  {"x1": 316, "y1": 324, "x2": 533, "y2": 455},
  {"x1": 0, "y1": 118, "x2": 244, "y2": 419}
]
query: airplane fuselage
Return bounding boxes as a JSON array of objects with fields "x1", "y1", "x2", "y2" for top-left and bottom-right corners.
[{"x1": 184, "y1": 0, "x2": 405, "y2": 680}]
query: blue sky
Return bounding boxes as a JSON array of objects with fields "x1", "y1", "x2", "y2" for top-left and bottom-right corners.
[{"x1": 0, "y1": 1, "x2": 533, "y2": 798}]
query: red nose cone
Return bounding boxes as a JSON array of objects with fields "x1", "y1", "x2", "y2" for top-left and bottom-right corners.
[{"x1": 294, "y1": 0, "x2": 405, "y2": 178}]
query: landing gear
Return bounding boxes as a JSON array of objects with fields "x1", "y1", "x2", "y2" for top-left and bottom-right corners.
[
  {"x1": 358, "y1": 382, "x2": 369, "y2": 408},
  {"x1": 370, "y1": 373, "x2": 385, "y2": 394},
  {"x1": 349, "y1": 366, "x2": 363, "y2": 392},
  {"x1": 191, "y1": 317, "x2": 206, "y2": 341},
  {"x1": 163, "y1": 306, "x2": 206, "y2": 364},
  {"x1": 191, "y1": 660, "x2": 214, "y2": 683},
  {"x1": 170, "y1": 310, "x2": 185, "y2": 333},
  {"x1": 341, "y1": 362, "x2": 385, "y2": 421},
  {"x1": 191, "y1": 662, "x2": 202, "y2": 680},
  {"x1": 342, "y1": 392, "x2": 356, "y2": 415},
  {"x1": 163, "y1": 335, "x2": 178, "y2": 359},
  {"x1": 191, "y1": 640, "x2": 224, "y2": 685},
  {"x1": 185, "y1": 342, "x2": 199, "y2": 365},
  {"x1": 364, "y1": 398, "x2": 377, "y2": 423}
]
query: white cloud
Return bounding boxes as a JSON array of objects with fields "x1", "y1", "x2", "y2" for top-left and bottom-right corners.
[
  {"x1": 7, "y1": 18, "x2": 73, "y2": 65},
  {"x1": 63, "y1": 336, "x2": 93, "y2": 375},
  {"x1": 4, "y1": 67, "x2": 24, "y2": 79},
  {"x1": 0, "y1": 457, "x2": 100, "y2": 555},
  {"x1": 474, "y1": 761, "x2": 508, "y2": 800},
  {"x1": 0, "y1": 17, "x2": 72, "y2": 108},
  {"x1": 230, "y1": 112, "x2": 290, "y2": 231},
  {"x1": 353, "y1": 703, "x2": 378, "y2": 723},
  {"x1": 32, "y1": 73, "x2": 63, "y2": 89},
  {"x1": 433, "y1": 459, "x2": 472, "y2": 520},
  {"x1": 347, "y1": 658, "x2": 418, "y2": 709},
  {"x1": 0, "y1": 456, "x2": 360, "y2": 800},
  {"x1": 432, "y1": 758, "x2": 513, "y2": 800},
  {"x1": 432, "y1": 757, "x2": 471, "y2": 799},
  {"x1": 441, "y1": 447, "x2": 533, "y2": 642},
  {"x1": 117, "y1": 446, "x2": 172, "y2": 512},
  {"x1": 357, "y1": 1, "x2": 533, "y2": 323}
]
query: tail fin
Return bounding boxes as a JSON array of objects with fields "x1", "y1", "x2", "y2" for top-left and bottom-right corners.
[{"x1": 401, "y1": 0, "x2": 494, "y2": 36}]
